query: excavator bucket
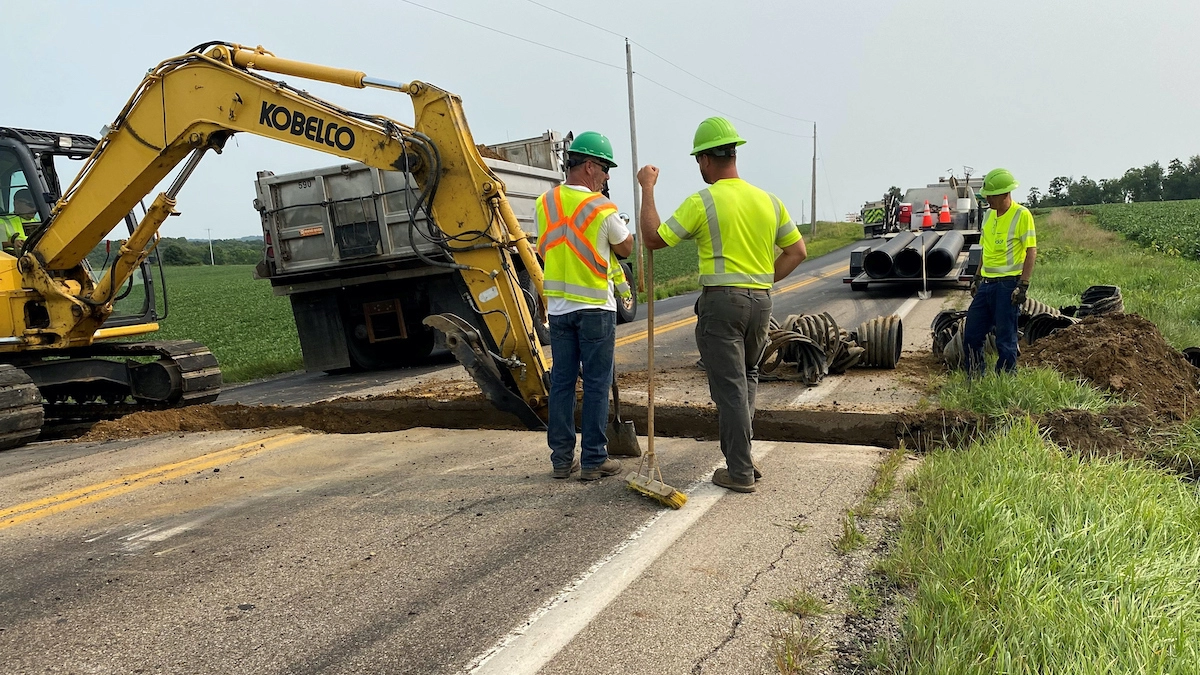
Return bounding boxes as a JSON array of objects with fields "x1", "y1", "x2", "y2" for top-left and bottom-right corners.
[{"x1": 423, "y1": 314, "x2": 547, "y2": 431}]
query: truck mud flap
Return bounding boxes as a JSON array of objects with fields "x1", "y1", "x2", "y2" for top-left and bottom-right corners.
[{"x1": 423, "y1": 313, "x2": 547, "y2": 431}]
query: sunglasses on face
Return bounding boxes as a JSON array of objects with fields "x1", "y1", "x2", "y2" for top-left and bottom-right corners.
[{"x1": 589, "y1": 161, "x2": 610, "y2": 175}]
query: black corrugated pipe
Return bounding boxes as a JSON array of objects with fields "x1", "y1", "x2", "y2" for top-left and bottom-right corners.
[
  {"x1": 892, "y1": 231, "x2": 942, "y2": 278},
  {"x1": 926, "y1": 230, "x2": 966, "y2": 278},
  {"x1": 862, "y1": 231, "x2": 916, "y2": 279}
]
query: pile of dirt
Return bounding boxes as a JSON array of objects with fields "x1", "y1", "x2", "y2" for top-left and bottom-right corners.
[
  {"x1": 1024, "y1": 313, "x2": 1200, "y2": 420},
  {"x1": 1036, "y1": 405, "x2": 1161, "y2": 458},
  {"x1": 80, "y1": 406, "x2": 231, "y2": 442}
]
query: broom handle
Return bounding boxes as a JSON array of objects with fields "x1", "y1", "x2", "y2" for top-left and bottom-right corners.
[{"x1": 645, "y1": 245, "x2": 655, "y2": 460}]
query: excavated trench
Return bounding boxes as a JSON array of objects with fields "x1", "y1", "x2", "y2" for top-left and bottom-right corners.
[
  {"x1": 75, "y1": 313, "x2": 1200, "y2": 458},
  {"x1": 79, "y1": 397, "x2": 921, "y2": 449}
]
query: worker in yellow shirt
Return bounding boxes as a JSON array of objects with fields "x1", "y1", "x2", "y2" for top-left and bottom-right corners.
[
  {"x1": 1, "y1": 188, "x2": 38, "y2": 249},
  {"x1": 964, "y1": 168, "x2": 1036, "y2": 375},
  {"x1": 637, "y1": 117, "x2": 807, "y2": 493}
]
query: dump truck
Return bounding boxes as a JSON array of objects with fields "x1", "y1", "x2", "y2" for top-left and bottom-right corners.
[{"x1": 253, "y1": 131, "x2": 639, "y2": 373}]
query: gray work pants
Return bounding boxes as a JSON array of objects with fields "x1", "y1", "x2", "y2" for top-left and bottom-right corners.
[{"x1": 695, "y1": 286, "x2": 772, "y2": 484}]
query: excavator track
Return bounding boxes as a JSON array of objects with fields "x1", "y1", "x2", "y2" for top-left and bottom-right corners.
[
  {"x1": 12, "y1": 340, "x2": 222, "y2": 430},
  {"x1": 0, "y1": 365, "x2": 47, "y2": 450}
]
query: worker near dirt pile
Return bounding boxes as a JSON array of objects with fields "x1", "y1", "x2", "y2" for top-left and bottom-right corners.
[
  {"x1": 964, "y1": 168, "x2": 1037, "y2": 375},
  {"x1": 535, "y1": 131, "x2": 634, "y2": 481},
  {"x1": 636, "y1": 117, "x2": 807, "y2": 494}
]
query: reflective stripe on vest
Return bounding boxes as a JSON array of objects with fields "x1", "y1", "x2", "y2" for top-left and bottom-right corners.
[
  {"x1": 694, "y1": 186, "x2": 778, "y2": 288},
  {"x1": 537, "y1": 188, "x2": 610, "y2": 276},
  {"x1": 609, "y1": 256, "x2": 631, "y2": 299},
  {"x1": 982, "y1": 204, "x2": 1028, "y2": 276},
  {"x1": 535, "y1": 186, "x2": 619, "y2": 305}
]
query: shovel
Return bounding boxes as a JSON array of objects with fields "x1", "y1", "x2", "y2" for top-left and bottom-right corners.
[
  {"x1": 919, "y1": 232, "x2": 932, "y2": 300},
  {"x1": 606, "y1": 372, "x2": 642, "y2": 457}
]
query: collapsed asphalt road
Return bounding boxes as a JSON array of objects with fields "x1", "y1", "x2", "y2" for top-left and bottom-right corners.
[
  {"x1": 0, "y1": 243, "x2": 962, "y2": 672},
  {"x1": 222, "y1": 244, "x2": 924, "y2": 408},
  {"x1": 0, "y1": 427, "x2": 883, "y2": 674}
]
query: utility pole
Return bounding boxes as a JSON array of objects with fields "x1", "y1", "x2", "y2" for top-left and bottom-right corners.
[
  {"x1": 625, "y1": 38, "x2": 644, "y2": 293},
  {"x1": 810, "y1": 122, "x2": 818, "y2": 237},
  {"x1": 206, "y1": 228, "x2": 214, "y2": 266}
]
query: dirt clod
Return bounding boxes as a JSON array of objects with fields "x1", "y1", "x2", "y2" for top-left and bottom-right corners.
[{"x1": 1024, "y1": 313, "x2": 1200, "y2": 420}]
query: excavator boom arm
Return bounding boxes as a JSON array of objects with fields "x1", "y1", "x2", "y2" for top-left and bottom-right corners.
[{"x1": 18, "y1": 43, "x2": 550, "y2": 423}]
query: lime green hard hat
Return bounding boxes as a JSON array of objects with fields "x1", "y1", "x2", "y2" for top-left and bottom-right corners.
[
  {"x1": 568, "y1": 131, "x2": 617, "y2": 168},
  {"x1": 691, "y1": 117, "x2": 747, "y2": 156},
  {"x1": 979, "y1": 168, "x2": 1019, "y2": 196}
]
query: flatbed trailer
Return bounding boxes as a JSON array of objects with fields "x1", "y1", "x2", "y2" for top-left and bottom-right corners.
[{"x1": 843, "y1": 230, "x2": 982, "y2": 292}]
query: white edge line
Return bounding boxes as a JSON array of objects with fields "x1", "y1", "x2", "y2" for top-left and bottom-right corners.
[
  {"x1": 895, "y1": 295, "x2": 920, "y2": 321},
  {"x1": 464, "y1": 443, "x2": 777, "y2": 675}
]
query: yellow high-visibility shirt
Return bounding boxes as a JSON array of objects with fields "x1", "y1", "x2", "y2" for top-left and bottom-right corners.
[
  {"x1": 0, "y1": 215, "x2": 27, "y2": 240},
  {"x1": 980, "y1": 203, "x2": 1036, "y2": 277},
  {"x1": 657, "y1": 178, "x2": 801, "y2": 289}
]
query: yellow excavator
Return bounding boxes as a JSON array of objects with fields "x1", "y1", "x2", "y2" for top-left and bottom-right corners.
[{"x1": 0, "y1": 42, "x2": 551, "y2": 448}]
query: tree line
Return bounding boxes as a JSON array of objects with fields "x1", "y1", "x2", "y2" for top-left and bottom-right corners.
[
  {"x1": 86, "y1": 236, "x2": 264, "y2": 268},
  {"x1": 1027, "y1": 156, "x2": 1200, "y2": 207}
]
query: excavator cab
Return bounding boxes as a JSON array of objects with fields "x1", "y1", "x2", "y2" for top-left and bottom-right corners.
[{"x1": 0, "y1": 127, "x2": 160, "y2": 329}]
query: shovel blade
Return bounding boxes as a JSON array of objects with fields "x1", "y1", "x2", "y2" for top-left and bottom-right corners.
[{"x1": 606, "y1": 419, "x2": 643, "y2": 457}]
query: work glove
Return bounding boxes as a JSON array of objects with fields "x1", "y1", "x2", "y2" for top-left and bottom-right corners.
[
  {"x1": 1011, "y1": 281, "x2": 1029, "y2": 307},
  {"x1": 969, "y1": 272, "x2": 981, "y2": 297}
]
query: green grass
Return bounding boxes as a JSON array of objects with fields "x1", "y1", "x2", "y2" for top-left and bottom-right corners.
[
  {"x1": 881, "y1": 418, "x2": 1200, "y2": 673},
  {"x1": 936, "y1": 366, "x2": 1116, "y2": 416},
  {"x1": 768, "y1": 621, "x2": 826, "y2": 675},
  {"x1": 639, "y1": 221, "x2": 861, "y2": 301},
  {"x1": 846, "y1": 583, "x2": 883, "y2": 620},
  {"x1": 152, "y1": 265, "x2": 302, "y2": 382},
  {"x1": 1031, "y1": 209, "x2": 1200, "y2": 348},
  {"x1": 833, "y1": 514, "x2": 867, "y2": 554},
  {"x1": 1145, "y1": 417, "x2": 1200, "y2": 481},
  {"x1": 852, "y1": 447, "x2": 906, "y2": 519},
  {"x1": 770, "y1": 590, "x2": 828, "y2": 618}
]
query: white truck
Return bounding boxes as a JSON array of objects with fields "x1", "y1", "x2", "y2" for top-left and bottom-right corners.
[{"x1": 253, "y1": 132, "x2": 637, "y2": 373}]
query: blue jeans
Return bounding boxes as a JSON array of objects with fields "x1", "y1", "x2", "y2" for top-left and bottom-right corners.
[
  {"x1": 548, "y1": 309, "x2": 615, "y2": 470},
  {"x1": 964, "y1": 277, "x2": 1020, "y2": 375}
]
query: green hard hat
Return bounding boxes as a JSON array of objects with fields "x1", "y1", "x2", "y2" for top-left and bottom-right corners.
[
  {"x1": 691, "y1": 117, "x2": 747, "y2": 156},
  {"x1": 568, "y1": 131, "x2": 617, "y2": 168},
  {"x1": 979, "y1": 168, "x2": 1019, "y2": 196}
]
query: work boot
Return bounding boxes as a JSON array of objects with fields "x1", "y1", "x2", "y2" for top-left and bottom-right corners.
[
  {"x1": 551, "y1": 456, "x2": 580, "y2": 479},
  {"x1": 713, "y1": 468, "x2": 756, "y2": 493},
  {"x1": 579, "y1": 458, "x2": 622, "y2": 481},
  {"x1": 753, "y1": 464, "x2": 763, "y2": 481}
]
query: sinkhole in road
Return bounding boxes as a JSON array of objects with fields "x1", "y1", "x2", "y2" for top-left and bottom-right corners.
[{"x1": 73, "y1": 397, "x2": 939, "y2": 450}]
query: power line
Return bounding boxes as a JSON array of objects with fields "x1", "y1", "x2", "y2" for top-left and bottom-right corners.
[
  {"x1": 522, "y1": 0, "x2": 626, "y2": 39},
  {"x1": 631, "y1": 41, "x2": 816, "y2": 124},
  {"x1": 520, "y1": 0, "x2": 815, "y2": 124},
  {"x1": 397, "y1": 0, "x2": 623, "y2": 71},
  {"x1": 401, "y1": 0, "x2": 813, "y2": 141},
  {"x1": 635, "y1": 73, "x2": 811, "y2": 140}
]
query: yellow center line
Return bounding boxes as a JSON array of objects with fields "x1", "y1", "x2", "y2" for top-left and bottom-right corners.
[
  {"x1": 0, "y1": 432, "x2": 306, "y2": 531},
  {"x1": 615, "y1": 265, "x2": 849, "y2": 348}
]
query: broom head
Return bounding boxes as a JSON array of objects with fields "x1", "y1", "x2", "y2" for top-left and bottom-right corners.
[{"x1": 625, "y1": 471, "x2": 687, "y2": 509}]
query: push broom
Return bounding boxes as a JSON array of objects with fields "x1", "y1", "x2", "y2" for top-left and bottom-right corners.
[{"x1": 625, "y1": 246, "x2": 687, "y2": 509}]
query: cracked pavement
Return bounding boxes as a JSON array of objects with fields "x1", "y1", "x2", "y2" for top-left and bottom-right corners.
[{"x1": 538, "y1": 441, "x2": 882, "y2": 675}]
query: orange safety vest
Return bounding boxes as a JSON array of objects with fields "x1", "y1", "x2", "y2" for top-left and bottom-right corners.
[{"x1": 535, "y1": 186, "x2": 618, "y2": 305}]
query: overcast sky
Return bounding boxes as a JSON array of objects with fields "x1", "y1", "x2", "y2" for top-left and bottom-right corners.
[{"x1": 7, "y1": 0, "x2": 1200, "y2": 239}]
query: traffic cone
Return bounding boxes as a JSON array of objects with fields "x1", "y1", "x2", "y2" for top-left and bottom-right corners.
[
  {"x1": 921, "y1": 200, "x2": 933, "y2": 228},
  {"x1": 938, "y1": 194, "x2": 952, "y2": 225}
]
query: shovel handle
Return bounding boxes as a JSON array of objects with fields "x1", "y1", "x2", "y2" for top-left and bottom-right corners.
[{"x1": 611, "y1": 372, "x2": 622, "y2": 421}]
